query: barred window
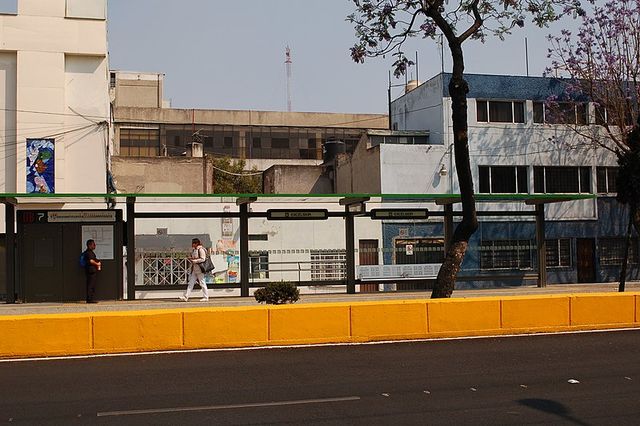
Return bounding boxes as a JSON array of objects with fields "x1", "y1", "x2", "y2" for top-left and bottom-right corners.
[
  {"x1": 140, "y1": 251, "x2": 190, "y2": 286},
  {"x1": 480, "y1": 240, "x2": 534, "y2": 270},
  {"x1": 394, "y1": 238, "x2": 445, "y2": 264},
  {"x1": 310, "y1": 249, "x2": 346, "y2": 281},
  {"x1": 599, "y1": 238, "x2": 639, "y2": 266},
  {"x1": 546, "y1": 239, "x2": 571, "y2": 268}
]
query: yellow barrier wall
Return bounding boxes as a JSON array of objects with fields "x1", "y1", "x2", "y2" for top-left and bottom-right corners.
[
  {"x1": 184, "y1": 307, "x2": 269, "y2": 349},
  {"x1": 1, "y1": 293, "x2": 639, "y2": 359}
]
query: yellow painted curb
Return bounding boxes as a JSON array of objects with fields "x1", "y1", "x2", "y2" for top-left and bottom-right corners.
[{"x1": 1, "y1": 292, "x2": 640, "y2": 359}]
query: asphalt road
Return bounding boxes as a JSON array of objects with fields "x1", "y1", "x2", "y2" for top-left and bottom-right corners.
[{"x1": 1, "y1": 330, "x2": 640, "y2": 425}]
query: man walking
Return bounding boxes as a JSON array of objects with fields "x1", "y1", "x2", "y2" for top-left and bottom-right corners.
[{"x1": 83, "y1": 239, "x2": 101, "y2": 303}]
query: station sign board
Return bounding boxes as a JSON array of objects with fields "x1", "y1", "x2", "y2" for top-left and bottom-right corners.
[
  {"x1": 370, "y1": 209, "x2": 429, "y2": 220},
  {"x1": 18, "y1": 210, "x2": 117, "y2": 224},
  {"x1": 267, "y1": 209, "x2": 329, "y2": 220}
]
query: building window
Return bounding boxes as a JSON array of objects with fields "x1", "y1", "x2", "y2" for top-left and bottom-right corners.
[
  {"x1": 110, "y1": 72, "x2": 116, "y2": 89},
  {"x1": 476, "y1": 100, "x2": 525, "y2": 123},
  {"x1": 310, "y1": 249, "x2": 346, "y2": 281},
  {"x1": 533, "y1": 166, "x2": 591, "y2": 193},
  {"x1": 394, "y1": 238, "x2": 445, "y2": 264},
  {"x1": 546, "y1": 239, "x2": 571, "y2": 268},
  {"x1": 479, "y1": 166, "x2": 528, "y2": 194},
  {"x1": 596, "y1": 167, "x2": 618, "y2": 194},
  {"x1": 480, "y1": 240, "x2": 533, "y2": 270},
  {"x1": 533, "y1": 101, "x2": 588, "y2": 125},
  {"x1": 0, "y1": 0, "x2": 17, "y2": 14},
  {"x1": 66, "y1": 0, "x2": 106, "y2": 19},
  {"x1": 599, "y1": 238, "x2": 639, "y2": 266},
  {"x1": 249, "y1": 251, "x2": 269, "y2": 279},
  {"x1": 119, "y1": 127, "x2": 160, "y2": 157}
]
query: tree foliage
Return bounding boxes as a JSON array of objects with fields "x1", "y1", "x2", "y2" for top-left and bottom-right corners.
[
  {"x1": 547, "y1": 0, "x2": 640, "y2": 231},
  {"x1": 348, "y1": 0, "x2": 577, "y2": 298},
  {"x1": 211, "y1": 157, "x2": 262, "y2": 194},
  {"x1": 547, "y1": 0, "x2": 640, "y2": 154}
]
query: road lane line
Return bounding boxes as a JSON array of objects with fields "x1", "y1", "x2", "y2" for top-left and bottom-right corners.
[{"x1": 97, "y1": 396, "x2": 361, "y2": 417}]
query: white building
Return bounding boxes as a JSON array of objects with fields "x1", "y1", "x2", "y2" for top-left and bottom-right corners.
[
  {"x1": 387, "y1": 73, "x2": 636, "y2": 284},
  {"x1": 0, "y1": 0, "x2": 110, "y2": 226}
]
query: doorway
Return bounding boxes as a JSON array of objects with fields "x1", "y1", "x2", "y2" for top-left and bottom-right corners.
[
  {"x1": 576, "y1": 238, "x2": 596, "y2": 283},
  {"x1": 359, "y1": 239, "x2": 379, "y2": 293}
]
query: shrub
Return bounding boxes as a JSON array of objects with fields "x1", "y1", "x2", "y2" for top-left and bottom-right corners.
[{"x1": 254, "y1": 281, "x2": 300, "y2": 305}]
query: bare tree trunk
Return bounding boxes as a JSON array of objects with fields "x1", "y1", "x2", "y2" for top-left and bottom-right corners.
[
  {"x1": 633, "y1": 206, "x2": 640, "y2": 237},
  {"x1": 431, "y1": 40, "x2": 478, "y2": 299},
  {"x1": 619, "y1": 204, "x2": 635, "y2": 292}
]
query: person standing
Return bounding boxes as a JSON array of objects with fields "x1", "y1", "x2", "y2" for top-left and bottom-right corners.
[
  {"x1": 83, "y1": 239, "x2": 101, "y2": 304},
  {"x1": 179, "y1": 238, "x2": 209, "y2": 302}
]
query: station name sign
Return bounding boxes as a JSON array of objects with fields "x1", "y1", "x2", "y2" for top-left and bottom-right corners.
[
  {"x1": 267, "y1": 209, "x2": 329, "y2": 220},
  {"x1": 18, "y1": 211, "x2": 117, "y2": 224},
  {"x1": 370, "y1": 209, "x2": 429, "y2": 219}
]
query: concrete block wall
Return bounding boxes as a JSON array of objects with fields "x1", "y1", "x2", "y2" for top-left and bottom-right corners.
[{"x1": 1, "y1": 293, "x2": 639, "y2": 359}]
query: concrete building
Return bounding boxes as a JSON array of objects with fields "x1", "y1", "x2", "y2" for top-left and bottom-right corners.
[
  {"x1": 108, "y1": 70, "x2": 388, "y2": 194},
  {"x1": 383, "y1": 72, "x2": 637, "y2": 285}
]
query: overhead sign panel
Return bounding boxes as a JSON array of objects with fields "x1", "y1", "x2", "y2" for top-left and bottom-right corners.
[
  {"x1": 371, "y1": 209, "x2": 429, "y2": 219},
  {"x1": 267, "y1": 209, "x2": 329, "y2": 220}
]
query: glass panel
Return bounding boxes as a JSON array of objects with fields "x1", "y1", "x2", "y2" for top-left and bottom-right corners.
[
  {"x1": 66, "y1": 0, "x2": 105, "y2": 19},
  {"x1": 533, "y1": 166, "x2": 545, "y2": 193},
  {"x1": 490, "y1": 166, "x2": 517, "y2": 193},
  {"x1": 0, "y1": 0, "x2": 17, "y2": 14},
  {"x1": 489, "y1": 101, "x2": 513, "y2": 123},
  {"x1": 513, "y1": 102, "x2": 525, "y2": 123},
  {"x1": 476, "y1": 100, "x2": 488, "y2": 122},
  {"x1": 580, "y1": 167, "x2": 591, "y2": 193},
  {"x1": 545, "y1": 167, "x2": 579, "y2": 193},
  {"x1": 517, "y1": 166, "x2": 528, "y2": 193},
  {"x1": 576, "y1": 103, "x2": 588, "y2": 125},
  {"x1": 607, "y1": 167, "x2": 618, "y2": 194},
  {"x1": 596, "y1": 167, "x2": 608, "y2": 193},
  {"x1": 479, "y1": 166, "x2": 490, "y2": 193},
  {"x1": 533, "y1": 102, "x2": 544, "y2": 123}
]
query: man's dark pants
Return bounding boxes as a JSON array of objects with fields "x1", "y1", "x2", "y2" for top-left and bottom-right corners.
[{"x1": 86, "y1": 272, "x2": 97, "y2": 302}]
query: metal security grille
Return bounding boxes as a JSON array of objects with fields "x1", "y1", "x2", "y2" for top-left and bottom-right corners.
[
  {"x1": 140, "y1": 251, "x2": 191, "y2": 286},
  {"x1": 310, "y1": 250, "x2": 346, "y2": 281}
]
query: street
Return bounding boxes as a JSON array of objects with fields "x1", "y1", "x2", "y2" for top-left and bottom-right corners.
[{"x1": 1, "y1": 330, "x2": 639, "y2": 425}]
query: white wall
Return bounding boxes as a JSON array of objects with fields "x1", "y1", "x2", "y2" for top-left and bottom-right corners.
[
  {"x1": 391, "y1": 75, "x2": 446, "y2": 145},
  {"x1": 379, "y1": 144, "x2": 449, "y2": 194}
]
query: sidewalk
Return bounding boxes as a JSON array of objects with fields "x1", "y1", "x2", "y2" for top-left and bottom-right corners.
[{"x1": 1, "y1": 282, "x2": 639, "y2": 316}]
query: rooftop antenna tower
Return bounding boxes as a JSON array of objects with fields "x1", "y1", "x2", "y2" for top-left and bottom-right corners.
[{"x1": 285, "y1": 46, "x2": 293, "y2": 112}]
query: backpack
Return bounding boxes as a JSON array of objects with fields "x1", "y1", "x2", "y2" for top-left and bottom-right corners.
[{"x1": 80, "y1": 251, "x2": 87, "y2": 268}]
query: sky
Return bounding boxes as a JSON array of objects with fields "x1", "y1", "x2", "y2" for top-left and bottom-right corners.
[{"x1": 107, "y1": 0, "x2": 578, "y2": 114}]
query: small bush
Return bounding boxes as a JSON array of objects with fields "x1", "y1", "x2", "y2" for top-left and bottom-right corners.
[{"x1": 254, "y1": 281, "x2": 300, "y2": 305}]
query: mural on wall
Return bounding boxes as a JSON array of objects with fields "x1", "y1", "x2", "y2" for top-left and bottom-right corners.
[{"x1": 26, "y1": 138, "x2": 55, "y2": 193}]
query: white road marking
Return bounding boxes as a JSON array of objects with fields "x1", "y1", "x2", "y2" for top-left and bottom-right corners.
[
  {"x1": 96, "y1": 396, "x2": 361, "y2": 417},
  {"x1": 1, "y1": 327, "x2": 639, "y2": 363}
]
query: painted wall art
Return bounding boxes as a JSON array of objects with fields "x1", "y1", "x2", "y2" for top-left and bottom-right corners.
[{"x1": 26, "y1": 138, "x2": 55, "y2": 193}]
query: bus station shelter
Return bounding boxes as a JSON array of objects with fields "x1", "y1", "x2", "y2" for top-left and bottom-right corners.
[{"x1": 1, "y1": 193, "x2": 595, "y2": 303}]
